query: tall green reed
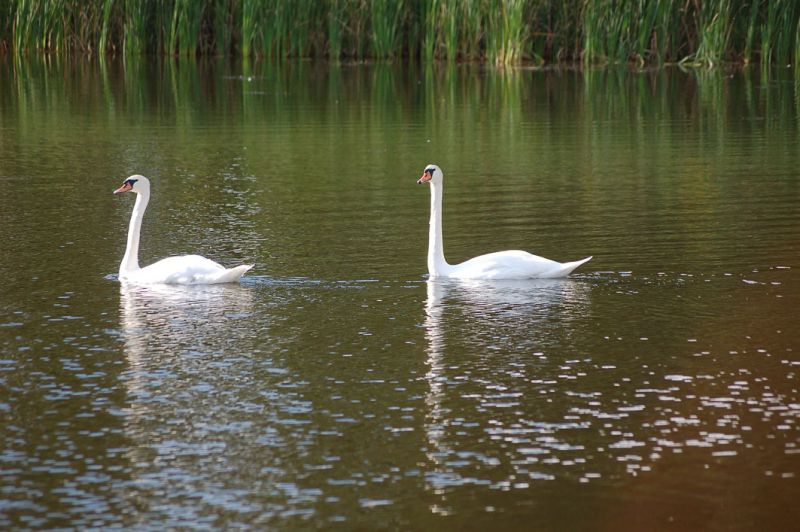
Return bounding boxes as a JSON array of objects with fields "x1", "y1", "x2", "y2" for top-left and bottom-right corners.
[
  {"x1": 213, "y1": 0, "x2": 236, "y2": 56},
  {"x1": 98, "y1": 0, "x2": 114, "y2": 54},
  {"x1": 4, "y1": 0, "x2": 800, "y2": 69},
  {"x1": 691, "y1": 0, "x2": 734, "y2": 67},
  {"x1": 122, "y1": 0, "x2": 148, "y2": 56},
  {"x1": 370, "y1": 0, "x2": 404, "y2": 59},
  {"x1": 421, "y1": 0, "x2": 439, "y2": 62},
  {"x1": 441, "y1": 0, "x2": 458, "y2": 62},
  {"x1": 744, "y1": 0, "x2": 761, "y2": 64},
  {"x1": 459, "y1": 0, "x2": 482, "y2": 61},
  {"x1": 168, "y1": 0, "x2": 204, "y2": 56},
  {"x1": 761, "y1": 0, "x2": 799, "y2": 66},
  {"x1": 488, "y1": 0, "x2": 526, "y2": 65},
  {"x1": 796, "y1": 13, "x2": 800, "y2": 69},
  {"x1": 240, "y1": 0, "x2": 259, "y2": 58},
  {"x1": 327, "y1": 0, "x2": 344, "y2": 61}
]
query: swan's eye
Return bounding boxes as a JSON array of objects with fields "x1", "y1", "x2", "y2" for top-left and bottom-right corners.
[
  {"x1": 125, "y1": 179, "x2": 138, "y2": 187},
  {"x1": 424, "y1": 168, "x2": 435, "y2": 175}
]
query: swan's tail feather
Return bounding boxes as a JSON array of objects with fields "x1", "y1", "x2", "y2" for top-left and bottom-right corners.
[
  {"x1": 553, "y1": 256, "x2": 592, "y2": 277},
  {"x1": 210, "y1": 264, "x2": 253, "y2": 284}
]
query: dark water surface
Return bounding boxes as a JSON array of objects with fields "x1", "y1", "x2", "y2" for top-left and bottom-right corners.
[{"x1": 1, "y1": 58, "x2": 799, "y2": 529}]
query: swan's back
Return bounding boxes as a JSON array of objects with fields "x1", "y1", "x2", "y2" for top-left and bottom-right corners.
[
  {"x1": 124, "y1": 255, "x2": 253, "y2": 285},
  {"x1": 449, "y1": 251, "x2": 591, "y2": 280}
]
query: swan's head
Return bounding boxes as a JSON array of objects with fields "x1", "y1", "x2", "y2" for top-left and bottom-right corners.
[
  {"x1": 417, "y1": 164, "x2": 443, "y2": 185},
  {"x1": 114, "y1": 175, "x2": 150, "y2": 195}
]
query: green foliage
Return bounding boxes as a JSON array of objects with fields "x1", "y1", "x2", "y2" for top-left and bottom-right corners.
[
  {"x1": 123, "y1": 0, "x2": 149, "y2": 56},
  {"x1": 3, "y1": 0, "x2": 800, "y2": 67},
  {"x1": 485, "y1": 0, "x2": 526, "y2": 65},
  {"x1": 168, "y1": 0, "x2": 204, "y2": 56},
  {"x1": 371, "y1": 0, "x2": 404, "y2": 59},
  {"x1": 691, "y1": 0, "x2": 735, "y2": 67},
  {"x1": 326, "y1": 0, "x2": 344, "y2": 61}
]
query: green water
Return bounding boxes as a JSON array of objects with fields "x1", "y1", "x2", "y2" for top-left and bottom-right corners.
[{"x1": 1, "y1": 58, "x2": 799, "y2": 529}]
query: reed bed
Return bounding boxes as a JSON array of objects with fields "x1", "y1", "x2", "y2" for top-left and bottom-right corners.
[{"x1": 2, "y1": 0, "x2": 800, "y2": 66}]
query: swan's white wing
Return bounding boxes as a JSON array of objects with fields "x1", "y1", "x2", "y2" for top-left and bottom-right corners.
[
  {"x1": 124, "y1": 255, "x2": 252, "y2": 285},
  {"x1": 449, "y1": 250, "x2": 591, "y2": 280}
]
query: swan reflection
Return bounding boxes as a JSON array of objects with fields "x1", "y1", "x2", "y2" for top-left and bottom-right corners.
[
  {"x1": 422, "y1": 278, "x2": 589, "y2": 506},
  {"x1": 118, "y1": 282, "x2": 260, "y2": 507},
  {"x1": 426, "y1": 277, "x2": 589, "y2": 316},
  {"x1": 120, "y1": 281, "x2": 256, "y2": 374}
]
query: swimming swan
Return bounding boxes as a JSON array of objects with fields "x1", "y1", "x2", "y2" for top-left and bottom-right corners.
[
  {"x1": 417, "y1": 164, "x2": 591, "y2": 279},
  {"x1": 114, "y1": 175, "x2": 253, "y2": 284}
]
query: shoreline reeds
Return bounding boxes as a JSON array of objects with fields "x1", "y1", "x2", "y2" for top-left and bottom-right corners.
[{"x1": 2, "y1": 0, "x2": 800, "y2": 67}]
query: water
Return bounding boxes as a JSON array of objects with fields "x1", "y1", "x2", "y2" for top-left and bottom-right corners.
[{"x1": 1, "y1": 58, "x2": 799, "y2": 529}]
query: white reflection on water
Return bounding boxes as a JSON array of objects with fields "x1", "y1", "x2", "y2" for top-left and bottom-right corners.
[
  {"x1": 120, "y1": 281, "x2": 256, "y2": 374},
  {"x1": 118, "y1": 282, "x2": 264, "y2": 521},
  {"x1": 422, "y1": 278, "x2": 589, "y2": 508}
]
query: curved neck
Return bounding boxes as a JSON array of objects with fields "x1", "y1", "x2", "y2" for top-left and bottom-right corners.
[
  {"x1": 120, "y1": 190, "x2": 148, "y2": 276},
  {"x1": 428, "y1": 182, "x2": 450, "y2": 277}
]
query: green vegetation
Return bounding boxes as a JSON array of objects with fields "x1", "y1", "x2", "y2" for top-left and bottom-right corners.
[{"x1": 2, "y1": 0, "x2": 800, "y2": 66}]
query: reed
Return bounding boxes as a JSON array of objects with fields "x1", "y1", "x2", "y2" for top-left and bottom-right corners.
[
  {"x1": 441, "y1": 0, "x2": 458, "y2": 62},
  {"x1": 743, "y1": 0, "x2": 760, "y2": 64},
  {"x1": 690, "y1": 0, "x2": 734, "y2": 67},
  {"x1": 630, "y1": 0, "x2": 681, "y2": 65},
  {"x1": 239, "y1": 0, "x2": 258, "y2": 57},
  {"x1": 121, "y1": 0, "x2": 147, "y2": 56},
  {"x1": 0, "y1": 0, "x2": 7, "y2": 52},
  {"x1": 421, "y1": 0, "x2": 439, "y2": 62},
  {"x1": 3, "y1": 0, "x2": 800, "y2": 68},
  {"x1": 370, "y1": 0, "x2": 403, "y2": 59},
  {"x1": 326, "y1": 0, "x2": 344, "y2": 61},
  {"x1": 485, "y1": 0, "x2": 526, "y2": 65},
  {"x1": 346, "y1": 0, "x2": 369, "y2": 60},
  {"x1": 763, "y1": 0, "x2": 799, "y2": 66},
  {"x1": 167, "y1": 0, "x2": 201, "y2": 56},
  {"x1": 280, "y1": 0, "x2": 308, "y2": 58},
  {"x1": 213, "y1": 0, "x2": 236, "y2": 56},
  {"x1": 98, "y1": 0, "x2": 113, "y2": 54},
  {"x1": 796, "y1": 14, "x2": 800, "y2": 69}
]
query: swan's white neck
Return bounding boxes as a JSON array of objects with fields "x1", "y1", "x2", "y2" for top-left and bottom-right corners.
[
  {"x1": 120, "y1": 190, "x2": 148, "y2": 276},
  {"x1": 428, "y1": 181, "x2": 450, "y2": 278}
]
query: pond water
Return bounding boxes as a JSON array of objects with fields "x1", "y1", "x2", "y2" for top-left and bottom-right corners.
[{"x1": 1, "y1": 57, "x2": 799, "y2": 529}]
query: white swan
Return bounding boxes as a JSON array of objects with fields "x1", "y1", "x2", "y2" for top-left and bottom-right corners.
[
  {"x1": 417, "y1": 164, "x2": 591, "y2": 279},
  {"x1": 114, "y1": 175, "x2": 253, "y2": 284}
]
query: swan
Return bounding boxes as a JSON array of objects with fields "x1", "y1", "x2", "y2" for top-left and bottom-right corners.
[
  {"x1": 417, "y1": 164, "x2": 591, "y2": 279},
  {"x1": 114, "y1": 175, "x2": 253, "y2": 284}
]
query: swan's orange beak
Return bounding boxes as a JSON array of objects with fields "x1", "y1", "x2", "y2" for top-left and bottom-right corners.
[
  {"x1": 114, "y1": 182, "x2": 133, "y2": 194},
  {"x1": 417, "y1": 171, "x2": 432, "y2": 185}
]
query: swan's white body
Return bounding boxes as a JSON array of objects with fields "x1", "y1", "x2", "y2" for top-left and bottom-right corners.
[
  {"x1": 115, "y1": 175, "x2": 253, "y2": 284},
  {"x1": 418, "y1": 164, "x2": 591, "y2": 280}
]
